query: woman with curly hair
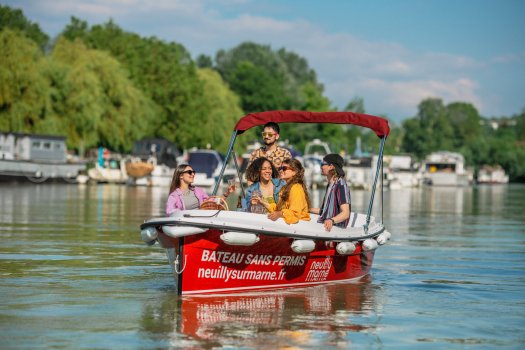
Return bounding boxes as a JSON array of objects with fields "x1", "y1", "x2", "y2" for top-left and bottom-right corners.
[
  {"x1": 242, "y1": 157, "x2": 284, "y2": 213},
  {"x1": 256, "y1": 158, "x2": 311, "y2": 224}
]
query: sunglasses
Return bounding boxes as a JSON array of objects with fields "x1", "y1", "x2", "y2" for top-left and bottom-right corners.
[
  {"x1": 261, "y1": 132, "x2": 276, "y2": 137},
  {"x1": 321, "y1": 162, "x2": 330, "y2": 167},
  {"x1": 182, "y1": 170, "x2": 196, "y2": 175},
  {"x1": 278, "y1": 166, "x2": 292, "y2": 172}
]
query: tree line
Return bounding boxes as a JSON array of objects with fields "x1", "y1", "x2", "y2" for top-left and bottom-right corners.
[{"x1": 1, "y1": 6, "x2": 524, "y2": 180}]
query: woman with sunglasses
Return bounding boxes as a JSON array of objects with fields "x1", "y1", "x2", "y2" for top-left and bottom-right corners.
[
  {"x1": 256, "y1": 158, "x2": 311, "y2": 224},
  {"x1": 165, "y1": 164, "x2": 233, "y2": 215},
  {"x1": 242, "y1": 157, "x2": 284, "y2": 213},
  {"x1": 310, "y1": 154, "x2": 351, "y2": 231}
]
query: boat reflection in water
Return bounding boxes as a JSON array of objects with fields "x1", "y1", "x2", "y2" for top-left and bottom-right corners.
[{"x1": 140, "y1": 278, "x2": 380, "y2": 347}]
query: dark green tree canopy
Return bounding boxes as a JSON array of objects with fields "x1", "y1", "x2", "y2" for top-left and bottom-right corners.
[{"x1": 0, "y1": 5, "x2": 49, "y2": 49}]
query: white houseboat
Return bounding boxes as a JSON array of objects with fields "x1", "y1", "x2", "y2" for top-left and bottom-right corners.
[
  {"x1": 0, "y1": 132, "x2": 85, "y2": 183},
  {"x1": 477, "y1": 165, "x2": 509, "y2": 184},
  {"x1": 385, "y1": 154, "x2": 421, "y2": 189},
  {"x1": 422, "y1": 151, "x2": 473, "y2": 186}
]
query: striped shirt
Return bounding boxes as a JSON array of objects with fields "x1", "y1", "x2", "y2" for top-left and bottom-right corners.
[{"x1": 317, "y1": 177, "x2": 351, "y2": 228}]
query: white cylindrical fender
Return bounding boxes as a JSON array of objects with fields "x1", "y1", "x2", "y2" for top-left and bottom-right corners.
[
  {"x1": 336, "y1": 242, "x2": 356, "y2": 255},
  {"x1": 141, "y1": 226, "x2": 158, "y2": 245},
  {"x1": 362, "y1": 238, "x2": 378, "y2": 251},
  {"x1": 162, "y1": 226, "x2": 206, "y2": 238},
  {"x1": 376, "y1": 230, "x2": 391, "y2": 245},
  {"x1": 220, "y1": 232, "x2": 260, "y2": 246},
  {"x1": 291, "y1": 239, "x2": 316, "y2": 253}
]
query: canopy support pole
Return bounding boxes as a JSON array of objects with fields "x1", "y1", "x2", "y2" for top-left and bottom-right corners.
[
  {"x1": 365, "y1": 137, "x2": 386, "y2": 231},
  {"x1": 231, "y1": 151, "x2": 246, "y2": 197},
  {"x1": 213, "y1": 131, "x2": 238, "y2": 195}
]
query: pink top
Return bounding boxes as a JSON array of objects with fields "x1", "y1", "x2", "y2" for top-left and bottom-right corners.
[{"x1": 165, "y1": 187, "x2": 209, "y2": 215}]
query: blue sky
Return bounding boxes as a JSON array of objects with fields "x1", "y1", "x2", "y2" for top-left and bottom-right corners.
[{"x1": 3, "y1": 0, "x2": 524, "y2": 123}]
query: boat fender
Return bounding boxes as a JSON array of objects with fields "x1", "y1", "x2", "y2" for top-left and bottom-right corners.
[
  {"x1": 291, "y1": 239, "x2": 316, "y2": 253},
  {"x1": 141, "y1": 226, "x2": 158, "y2": 245},
  {"x1": 220, "y1": 232, "x2": 260, "y2": 246},
  {"x1": 376, "y1": 231, "x2": 391, "y2": 245},
  {"x1": 162, "y1": 226, "x2": 206, "y2": 238},
  {"x1": 362, "y1": 238, "x2": 378, "y2": 251},
  {"x1": 336, "y1": 242, "x2": 356, "y2": 255}
]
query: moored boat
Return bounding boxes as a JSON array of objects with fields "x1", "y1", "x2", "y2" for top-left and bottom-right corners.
[
  {"x1": 126, "y1": 138, "x2": 179, "y2": 187},
  {"x1": 87, "y1": 147, "x2": 128, "y2": 184},
  {"x1": 0, "y1": 132, "x2": 86, "y2": 183},
  {"x1": 303, "y1": 139, "x2": 331, "y2": 189},
  {"x1": 140, "y1": 110, "x2": 392, "y2": 295},
  {"x1": 477, "y1": 165, "x2": 509, "y2": 184}
]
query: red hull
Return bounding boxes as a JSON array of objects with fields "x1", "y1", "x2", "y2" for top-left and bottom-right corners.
[{"x1": 158, "y1": 228, "x2": 375, "y2": 295}]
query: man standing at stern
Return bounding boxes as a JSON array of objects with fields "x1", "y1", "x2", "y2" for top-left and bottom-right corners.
[{"x1": 248, "y1": 122, "x2": 292, "y2": 170}]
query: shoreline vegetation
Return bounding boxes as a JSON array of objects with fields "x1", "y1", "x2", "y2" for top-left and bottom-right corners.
[{"x1": 1, "y1": 5, "x2": 524, "y2": 181}]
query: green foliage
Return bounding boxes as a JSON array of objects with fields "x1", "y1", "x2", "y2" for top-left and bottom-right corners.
[
  {"x1": 0, "y1": 5, "x2": 49, "y2": 49},
  {"x1": 402, "y1": 98, "x2": 454, "y2": 158},
  {"x1": 344, "y1": 96, "x2": 366, "y2": 114},
  {"x1": 228, "y1": 61, "x2": 290, "y2": 113},
  {"x1": 0, "y1": 29, "x2": 48, "y2": 132},
  {"x1": 400, "y1": 97, "x2": 525, "y2": 180},
  {"x1": 196, "y1": 54, "x2": 213, "y2": 68},
  {"x1": 0, "y1": 28, "x2": 157, "y2": 153},
  {"x1": 1, "y1": 12, "x2": 523, "y2": 181},
  {"x1": 53, "y1": 38, "x2": 157, "y2": 152},
  {"x1": 193, "y1": 68, "x2": 244, "y2": 151},
  {"x1": 215, "y1": 41, "x2": 329, "y2": 113},
  {"x1": 60, "y1": 18, "x2": 208, "y2": 150}
]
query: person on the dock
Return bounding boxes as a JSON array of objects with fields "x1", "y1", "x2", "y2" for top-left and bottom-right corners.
[
  {"x1": 165, "y1": 164, "x2": 233, "y2": 214},
  {"x1": 242, "y1": 157, "x2": 284, "y2": 213},
  {"x1": 247, "y1": 122, "x2": 292, "y2": 171},
  {"x1": 255, "y1": 158, "x2": 311, "y2": 224},
  {"x1": 310, "y1": 154, "x2": 351, "y2": 231}
]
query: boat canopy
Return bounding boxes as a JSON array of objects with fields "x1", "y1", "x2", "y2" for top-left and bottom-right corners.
[{"x1": 234, "y1": 110, "x2": 390, "y2": 138}]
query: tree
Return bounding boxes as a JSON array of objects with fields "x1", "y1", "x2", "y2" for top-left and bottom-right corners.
[
  {"x1": 228, "y1": 61, "x2": 290, "y2": 113},
  {"x1": 446, "y1": 102, "x2": 481, "y2": 149},
  {"x1": 344, "y1": 96, "x2": 366, "y2": 114},
  {"x1": 0, "y1": 29, "x2": 48, "y2": 132},
  {"x1": 60, "y1": 18, "x2": 208, "y2": 149},
  {"x1": 49, "y1": 38, "x2": 157, "y2": 152},
  {"x1": 215, "y1": 42, "x2": 330, "y2": 114},
  {"x1": 0, "y1": 5, "x2": 49, "y2": 50},
  {"x1": 401, "y1": 98, "x2": 454, "y2": 159},
  {"x1": 196, "y1": 54, "x2": 213, "y2": 68},
  {"x1": 189, "y1": 68, "x2": 244, "y2": 151}
]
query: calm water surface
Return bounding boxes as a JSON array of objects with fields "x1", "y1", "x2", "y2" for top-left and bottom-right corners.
[{"x1": 0, "y1": 183, "x2": 524, "y2": 349}]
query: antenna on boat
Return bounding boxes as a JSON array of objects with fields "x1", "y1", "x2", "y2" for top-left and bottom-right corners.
[{"x1": 365, "y1": 136, "x2": 387, "y2": 231}]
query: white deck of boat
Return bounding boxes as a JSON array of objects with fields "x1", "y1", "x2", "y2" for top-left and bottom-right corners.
[{"x1": 143, "y1": 210, "x2": 385, "y2": 241}]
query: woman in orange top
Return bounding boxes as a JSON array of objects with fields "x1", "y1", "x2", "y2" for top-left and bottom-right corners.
[{"x1": 255, "y1": 158, "x2": 310, "y2": 224}]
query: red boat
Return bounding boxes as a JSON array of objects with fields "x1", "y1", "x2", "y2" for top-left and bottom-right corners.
[{"x1": 140, "y1": 110, "x2": 391, "y2": 295}]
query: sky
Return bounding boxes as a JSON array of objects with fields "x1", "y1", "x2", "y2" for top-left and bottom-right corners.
[{"x1": 3, "y1": 0, "x2": 525, "y2": 123}]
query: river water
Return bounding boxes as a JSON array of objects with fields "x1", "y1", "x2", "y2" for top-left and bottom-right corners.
[{"x1": 0, "y1": 183, "x2": 524, "y2": 349}]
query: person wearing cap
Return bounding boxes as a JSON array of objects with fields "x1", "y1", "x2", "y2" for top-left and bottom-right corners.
[{"x1": 310, "y1": 153, "x2": 351, "y2": 231}]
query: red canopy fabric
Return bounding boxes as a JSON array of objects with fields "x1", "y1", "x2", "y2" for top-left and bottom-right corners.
[{"x1": 234, "y1": 110, "x2": 390, "y2": 138}]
